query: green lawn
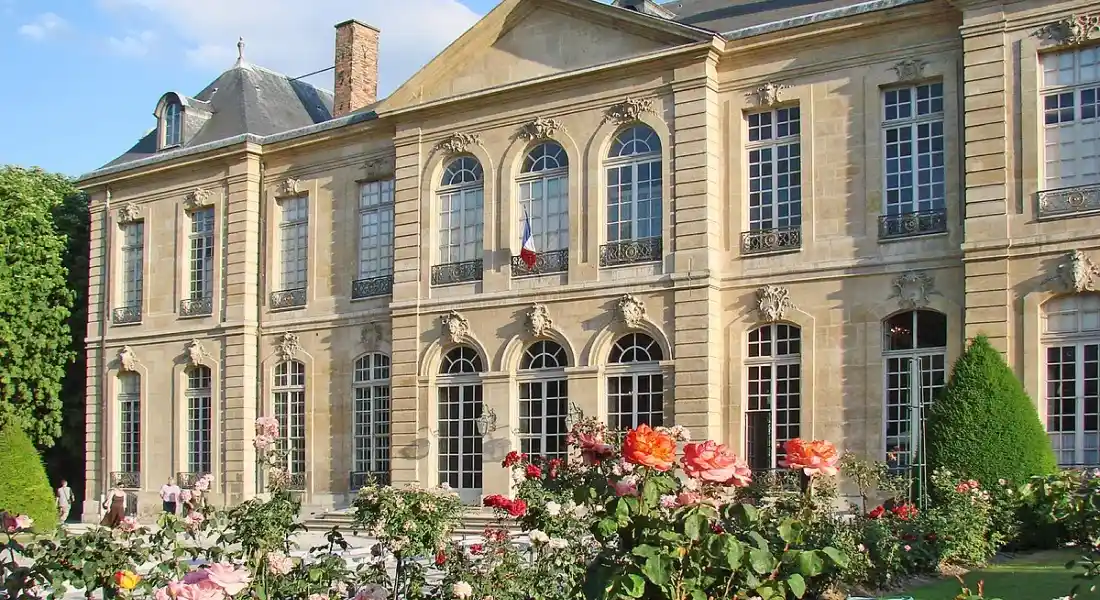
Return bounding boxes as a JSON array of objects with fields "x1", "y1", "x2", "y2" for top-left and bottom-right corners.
[{"x1": 902, "y1": 551, "x2": 1099, "y2": 600}]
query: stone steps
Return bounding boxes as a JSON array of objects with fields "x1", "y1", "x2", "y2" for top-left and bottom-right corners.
[{"x1": 300, "y1": 507, "x2": 516, "y2": 539}]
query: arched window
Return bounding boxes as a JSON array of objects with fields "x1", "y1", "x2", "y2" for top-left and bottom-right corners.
[
  {"x1": 602, "y1": 125, "x2": 662, "y2": 266},
  {"x1": 607, "y1": 333, "x2": 664, "y2": 430},
  {"x1": 118, "y1": 372, "x2": 141, "y2": 480},
  {"x1": 163, "y1": 101, "x2": 182, "y2": 147},
  {"x1": 353, "y1": 353, "x2": 391, "y2": 486},
  {"x1": 883, "y1": 310, "x2": 947, "y2": 470},
  {"x1": 437, "y1": 346, "x2": 484, "y2": 499},
  {"x1": 185, "y1": 366, "x2": 212, "y2": 476},
  {"x1": 745, "y1": 323, "x2": 801, "y2": 470},
  {"x1": 516, "y1": 142, "x2": 569, "y2": 275},
  {"x1": 1043, "y1": 294, "x2": 1100, "y2": 466},
  {"x1": 273, "y1": 360, "x2": 306, "y2": 484},
  {"x1": 436, "y1": 157, "x2": 485, "y2": 284},
  {"x1": 519, "y1": 341, "x2": 569, "y2": 459}
]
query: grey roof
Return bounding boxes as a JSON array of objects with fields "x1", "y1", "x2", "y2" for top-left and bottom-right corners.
[
  {"x1": 102, "y1": 62, "x2": 334, "y2": 168},
  {"x1": 662, "y1": 0, "x2": 930, "y2": 36}
]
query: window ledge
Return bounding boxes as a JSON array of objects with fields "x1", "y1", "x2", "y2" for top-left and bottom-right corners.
[
  {"x1": 1037, "y1": 184, "x2": 1100, "y2": 220},
  {"x1": 269, "y1": 288, "x2": 307, "y2": 310}
]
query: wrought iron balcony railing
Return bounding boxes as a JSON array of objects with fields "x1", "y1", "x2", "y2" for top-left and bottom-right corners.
[
  {"x1": 1038, "y1": 184, "x2": 1100, "y2": 219},
  {"x1": 287, "y1": 472, "x2": 307, "y2": 491},
  {"x1": 431, "y1": 259, "x2": 483, "y2": 285},
  {"x1": 112, "y1": 305, "x2": 142, "y2": 325},
  {"x1": 878, "y1": 208, "x2": 947, "y2": 240},
  {"x1": 740, "y1": 226, "x2": 802, "y2": 255},
  {"x1": 175, "y1": 471, "x2": 206, "y2": 489},
  {"x1": 110, "y1": 471, "x2": 141, "y2": 489},
  {"x1": 511, "y1": 248, "x2": 568, "y2": 277},
  {"x1": 352, "y1": 274, "x2": 394, "y2": 299},
  {"x1": 269, "y1": 288, "x2": 307, "y2": 310},
  {"x1": 179, "y1": 296, "x2": 213, "y2": 317},
  {"x1": 350, "y1": 471, "x2": 391, "y2": 490},
  {"x1": 599, "y1": 236, "x2": 662, "y2": 267}
]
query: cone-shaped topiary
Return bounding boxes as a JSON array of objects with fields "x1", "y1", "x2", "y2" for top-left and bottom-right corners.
[
  {"x1": 0, "y1": 424, "x2": 58, "y2": 531},
  {"x1": 926, "y1": 335, "x2": 1057, "y2": 485}
]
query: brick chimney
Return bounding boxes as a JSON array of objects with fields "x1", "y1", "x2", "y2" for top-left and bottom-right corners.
[{"x1": 333, "y1": 19, "x2": 379, "y2": 117}]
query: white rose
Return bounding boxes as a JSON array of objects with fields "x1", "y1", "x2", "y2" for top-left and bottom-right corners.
[
  {"x1": 453, "y1": 582, "x2": 473, "y2": 599},
  {"x1": 545, "y1": 501, "x2": 561, "y2": 517},
  {"x1": 573, "y1": 504, "x2": 590, "y2": 518},
  {"x1": 529, "y1": 529, "x2": 550, "y2": 544},
  {"x1": 548, "y1": 537, "x2": 568, "y2": 550}
]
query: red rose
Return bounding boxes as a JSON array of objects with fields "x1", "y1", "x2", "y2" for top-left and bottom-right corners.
[
  {"x1": 710, "y1": 522, "x2": 725, "y2": 534},
  {"x1": 435, "y1": 551, "x2": 446, "y2": 566},
  {"x1": 469, "y1": 543, "x2": 484, "y2": 555},
  {"x1": 548, "y1": 458, "x2": 563, "y2": 478},
  {"x1": 892, "y1": 503, "x2": 919, "y2": 521},
  {"x1": 525, "y1": 464, "x2": 542, "y2": 479},
  {"x1": 868, "y1": 505, "x2": 885, "y2": 519},
  {"x1": 502, "y1": 451, "x2": 527, "y2": 468},
  {"x1": 507, "y1": 498, "x2": 528, "y2": 518},
  {"x1": 925, "y1": 533, "x2": 938, "y2": 541}
]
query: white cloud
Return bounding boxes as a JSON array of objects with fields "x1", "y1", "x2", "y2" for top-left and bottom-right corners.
[
  {"x1": 18, "y1": 12, "x2": 69, "y2": 40},
  {"x1": 107, "y1": 30, "x2": 157, "y2": 57},
  {"x1": 96, "y1": 0, "x2": 482, "y2": 95}
]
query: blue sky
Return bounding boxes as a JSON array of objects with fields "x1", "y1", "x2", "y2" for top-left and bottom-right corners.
[{"x1": 0, "y1": 0, "x2": 513, "y2": 177}]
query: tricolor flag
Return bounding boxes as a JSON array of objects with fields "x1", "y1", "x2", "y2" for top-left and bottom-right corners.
[{"x1": 519, "y1": 210, "x2": 537, "y2": 269}]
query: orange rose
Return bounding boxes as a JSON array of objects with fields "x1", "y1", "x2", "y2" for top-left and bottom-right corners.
[
  {"x1": 622, "y1": 424, "x2": 676, "y2": 471},
  {"x1": 781, "y1": 438, "x2": 839, "y2": 477}
]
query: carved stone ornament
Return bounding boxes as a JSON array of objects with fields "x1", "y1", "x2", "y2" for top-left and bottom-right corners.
[
  {"x1": 186, "y1": 339, "x2": 207, "y2": 365},
  {"x1": 363, "y1": 156, "x2": 395, "y2": 179},
  {"x1": 617, "y1": 294, "x2": 647, "y2": 329},
  {"x1": 116, "y1": 202, "x2": 142, "y2": 224},
  {"x1": 360, "y1": 322, "x2": 384, "y2": 349},
  {"x1": 756, "y1": 285, "x2": 794, "y2": 323},
  {"x1": 1049, "y1": 250, "x2": 1100, "y2": 293},
  {"x1": 183, "y1": 188, "x2": 213, "y2": 211},
  {"x1": 1034, "y1": 13, "x2": 1100, "y2": 47},
  {"x1": 748, "y1": 82, "x2": 785, "y2": 107},
  {"x1": 889, "y1": 271, "x2": 940, "y2": 310},
  {"x1": 277, "y1": 177, "x2": 300, "y2": 197},
  {"x1": 892, "y1": 58, "x2": 928, "y2": 82},
  {"x1": 526, "y1": 303, "x2": 554, "y2": 338},
  {"x1": 442, "y1": 311, "x2": 471, "y2": 344},
  {"x1": 118, "y1": 346, "x2": 138, "y2": 372},
  {"x1": 435, "y1": 132, "x2": 481, "y2": 155},
  {"x1": 518, "y1": 117, "x2": 565, "y2": 141},
  {"x1": 276, "y1": 332, "x2": 301, "y2": 360},
  {"x1": 603, "y1": 97, "x2": 655, "y2": 126}
]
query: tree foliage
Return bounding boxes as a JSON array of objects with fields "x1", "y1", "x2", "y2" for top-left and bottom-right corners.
[
  {"x1": 926, "y1": 335, "x2": 1057, "y2": 485},
  {"x1": 0, "y1": 166, "x2": 78, "y2": 447},
  {"x1": 0, "y1": 423, "x2": 58, "y2": 531}
]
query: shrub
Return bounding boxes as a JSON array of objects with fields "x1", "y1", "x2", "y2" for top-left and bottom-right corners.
[
  {"x1": 0, "y1": 424, "x2": 58, "y2": 531},
  {"x1": 926, "y1": 335, "x2": 1056, "y2": 486},
  {"x1": 920, "y1": 470, "x2": 999, "y2": 566}
]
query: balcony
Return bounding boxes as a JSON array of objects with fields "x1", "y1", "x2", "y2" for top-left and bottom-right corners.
[
  {"x1": 431, "y1": 259, "x2": 483, "y2": 285},
  {"x1": 110, "y1": 471, "x2": 141, "y2": 489},
  {"x1": 599, "y1": 236, "x2": 662, "y2": 267},
  {"x1": 352, "y1": 274, "x2": 394, "y2": 300},
  {"x1": 269, "y1": 288, "x2": 307, "y2": 310},
  {"x1": 287, "y1": 472, "x2": 307, "y2": 491},
  {"x1": 175, "y1": 471, "x2": 206, "y2": 489},
  {"x1": 179, "y1": 296, "x2": 213, "y2": 318},
  {"x1": 878, "y1": 208, "x2": 947, "y2": 240},
  {"x1": 1038, "y1": 184, "x2": 1100, "y2": 219},
  {"x1": 740, "y1": 226, "x2": 802, "y2": 255},
  {"x1": 511, "y1": 248, "x2": 568, "y2": 277},
  {"x1": 111, "y1": 305, "x2": 141, "y2": 325},
  {"x1": 350, "y1": 471, "x2": 391, "y2": 490}
]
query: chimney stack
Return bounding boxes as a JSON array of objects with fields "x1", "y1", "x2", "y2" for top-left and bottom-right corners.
[{"x1": 333, "y1": 19, "x2": 379, "y2": 117}]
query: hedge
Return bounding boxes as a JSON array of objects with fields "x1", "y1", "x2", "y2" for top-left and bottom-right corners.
[{"x1": 0, "y1": 424, "x2": 58, "y2": 531}]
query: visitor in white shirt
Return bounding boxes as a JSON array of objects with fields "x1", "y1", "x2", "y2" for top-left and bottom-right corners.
[{"x1": 159, "y1": 477, "x2": 181, "y2": 514}]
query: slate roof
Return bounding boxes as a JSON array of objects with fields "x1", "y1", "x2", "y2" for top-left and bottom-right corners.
[
  {"x1": 102, "y1": 62, "x2": 334, "y2": 168},
  {"x1": 662, "y1": 0, "x2": 929, "y2": 36}
]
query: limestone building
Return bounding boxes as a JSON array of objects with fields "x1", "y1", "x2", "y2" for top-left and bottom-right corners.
[{"x1": 76, "y1": 0, "x2": 1100, "y2": 517}]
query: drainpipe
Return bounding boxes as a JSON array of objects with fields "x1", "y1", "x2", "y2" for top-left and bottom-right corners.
[
  {"x1": 99, "y1": 187, "x2": 113, "y2": 515},
  {"x1": 254, "y1": 157, "x2": 267, "y2": 498}
]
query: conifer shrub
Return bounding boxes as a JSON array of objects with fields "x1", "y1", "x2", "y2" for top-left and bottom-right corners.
[{"x1": 0, "y1": 424, "x2": 58, "y2": 531}]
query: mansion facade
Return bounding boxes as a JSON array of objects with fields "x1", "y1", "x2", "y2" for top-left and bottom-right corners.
[{"x1": 77, "y1": 0, "x2": 1100, "y2": 516}]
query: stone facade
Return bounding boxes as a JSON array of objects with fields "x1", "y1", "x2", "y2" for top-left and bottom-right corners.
[{"x1": 76, "y1": 0, "x2": 1100, "y2": 518}]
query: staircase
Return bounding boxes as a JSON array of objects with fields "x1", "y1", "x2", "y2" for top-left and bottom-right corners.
[{"x1": 300, "y1": 507, "x2": 516, "y2": 539}]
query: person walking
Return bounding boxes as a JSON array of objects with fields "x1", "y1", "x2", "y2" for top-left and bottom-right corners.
[
  {"x1": 159, "y1": 477, "x2": 181, "y2": 515},
  {"x1": 99, "y1": 487, "x2": 126, "y2": 528},
  {"x1": 55, "y1": 480, "x2": 74, "y2": 523}
]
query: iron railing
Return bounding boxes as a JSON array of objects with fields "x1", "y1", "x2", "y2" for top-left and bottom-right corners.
[
  {"x1": 179, "y1": 296, "x2": 213, "y2": 317},
  {"x1": 431, "y1": 259, "x2": 483, "y2": 285},
  {"x1": 740, "y1": 226, "x2": 802, "y2": 255},
  {"x1": 175, "y1": 472, "x2": 205, "y2": 489},
  {"x1": 350, "y1": 471, "x2": 391, "y2": 490},
  {"x1": 511, "y1": 249, "x2": 568, "y2": 277},
  {"x1": 110, "y1": 471, "x2": 141, "y2": 489},
  {"x1": 269, "y1": 288, "x2": 307, "y2": 309},
  {"x1": 878, "y1": 208, "x2": 947, "y2": 240},
  {"x1": 599, "y1": 236, "x2": 662, "y2": 267},
  {"x1": 287, "y1": 472, "x2": 307, "y2": 491},
  {"x1": 112, "y1": 305, "x2": 142, "y2": 325},
  {"x1": 1038, "y1": 184, "x2": 1100, "y2": 219},
  {"x1": 352, "y1": 275, "x2": 394, "y2": 299}
]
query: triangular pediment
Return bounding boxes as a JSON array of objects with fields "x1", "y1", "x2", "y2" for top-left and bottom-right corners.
[{"x1": 381, "y1": 0, "x2": 713, "y2": 108}]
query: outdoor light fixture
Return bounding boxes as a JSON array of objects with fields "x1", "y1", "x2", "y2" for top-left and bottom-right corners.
[
  {"x1": 564, "y1": 402, "x2": 584, "y2": 429},
  {"x1": 475, "y1": 407, "x2": 498, "y2": 436}
]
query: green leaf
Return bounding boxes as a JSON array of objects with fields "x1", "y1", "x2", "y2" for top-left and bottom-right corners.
[
  {"x1": 642, "y1": 479, "x2": 662, "y2": 507},
  {"x1": 595, "y1": 518, "x2": 618, "y2": 538},
  {"x1": 821, "y1": 546, "x2": 849, "y2": 568},
  {"x1": 689, "y1": 590, "x2": 707, "y2": 600},
  {"x1": 755, "y1": 584, "x2": 777, "y2": 600},
  {"x1": 797, "y1": 550, "x2": 825, "y2": 577},
  {"x1": 614, "y1": 498, "x2": 632, "y2": 522},
  {"x1": 748, "y1": 531, "x2": 770, "y2": 552},
  {"x1": 787, "y1": 573, "x2": 807, "y2": 598},
  {"x1": 749, "y1": 548, "x2": 774, "y2": 575},
  {"x1": 642, "y1": 555, "x2": 673, "y2": 587},
  {"x1": 777, "y1": 520, "x2": 794, "y2": 543},
  {"x1": 729, "y1": 502, "x2": 758, "y2": 525},
  {"x1": 631, "y1": 544, "x2": 661, "y2": 559},
  {"x1": 684, "y1": 512, "x2": 707, "y2": 541},
  {"x1": 622, "y1": 574, "x2": 645, "y2": 598}
]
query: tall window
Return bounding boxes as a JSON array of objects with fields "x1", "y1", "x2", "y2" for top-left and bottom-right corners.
[
  {"x1": 438, "y1": 346, "x2": 484, "y2": 496},
  {"x1": 121, "y1": 222, "x2": 144, "y2": 310},
  {"x1": 518, "y1": 142, "x2": 569, "y2": 252},
  {"x1": 1043, "y1": 294, "x2": 1100, "y2": 467},
  {"x1": 746, "y1": 107, "x2": 802, "y2": 241},
  {"x1": 353, "y1": 353, "x2": 391, "y2": 482},
  {"x1": 278, "y1": 196, "x2": 309, "y2": 291},
  {"x1": 607, "y1": 333, "x2": 664, "y2": 430},
  {"x1": 605, "y1": 125, "x2": 662, "y2": 245},
  {"x1": 273, "y1": 361, "x2": 306, "y2": 476},
  {"x1": 519, "y1": 341, "x2": 569, "y2": 459},
  {"x1": 164, "y1": 102, "x2": 182, "y2": 147},
  {"x1": 745, "y1": 324, "x2": 801, "y2": 470},
  {"x1": 883, "y1": 310, "x2": 947, "y2": 470},
  {"x1": 438, "y1": 157, "x2": 484, "y2": 265},
  {"x1": 119, "y1": 372, "x2": 141, "y2": 476},
  {"x1": 186, "y1": 366, "x2": 213, "y2": 475},
  {"x1": 188, "y1": 208, "x2": 215, "y2": 301},
  {"x1": 1042, "y1": 47, "x2": 1100, "y2": 190},
  {"x1": 357, "y1": 180, "x2": 395, "y2": 282},
  {"x1": 881, "y1": 82, "x2": 945, "y2": 237}
]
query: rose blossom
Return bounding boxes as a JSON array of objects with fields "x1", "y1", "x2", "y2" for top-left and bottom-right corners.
[
  {"x1": 548, "y1": 537, "x2": 569, "y2": 550},
  {"x1": 612, "y1": 475, "x2": 639, "y2": 497},
  {"x1": 529, "y1": 529, "x2": 549, "y2": 544},
  {"x1": 502, "y1": 451, "x2": 527, "y2": 468},
  {"x1": 266, "y1": 551, "x2": 293, "y2": 575},
  {"x1": 452, "y1": 581, "x2": 473, "y2": 599},
  {"x1": 308, "y1": 595, "x2": 329, "y2": 600},
  {"x1": 903, "y1": 544, "x2": 911, "y2": 552},
  {"x1": 507, "y1": 498, "x2": 528, "y2": 518},
  {"x1": 196, "y1": 562, "x2": 252, "y2": 596},
  {"x1": 185, "y1": 512, "x2": 205, "y2": 529},
  {"x1": 180, "y1": 489, "x2": 193, "y2": 503},
  {"x1": 253, "y1": 435, "x2": 274, "y2": 451},
  {"x1": 573, "y1": 431, "x2": 614, "y2": 464},
  {"x1": 194, "y1": 476, "x2": 211, "y2": 492},
  {"x1": 354, "y1": 584, "x2": 388, "y2": 600},
  {"x1": 255, "y1": 416, "x2": 280, "y2": 438},
  {"x1": 780, "y1": 438, "x2": 840, "y2": 477},
  {"x1": 120, "y1": 515, "x2": 139, "y2": 532},
  {"x1": 681, "y1": 440, "x2": 752, "y2": 485},
  {"x1": 525, "y1": 464, "x2": 542, "y2": 479},
  {"x1": 622, "y1": 425, "x2": 676, "y2": 471},
  {"x1": 660, "y1": 494, "x2": 678, "y2": 509},
  {"x1": 545, "y1": 501, "x2": 561, "y2": 516}
]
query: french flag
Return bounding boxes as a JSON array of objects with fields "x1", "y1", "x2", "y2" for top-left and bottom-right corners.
[{"x1": 519, "y1": 210, "x2": 537, "y2": 269}]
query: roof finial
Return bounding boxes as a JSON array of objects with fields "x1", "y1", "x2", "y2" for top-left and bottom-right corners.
[{"x1": 236, "y1": 37, "x2": 245, "y2": 66}]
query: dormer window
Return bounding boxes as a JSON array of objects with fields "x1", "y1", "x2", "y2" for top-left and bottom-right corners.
[{"x1": 163, "y1": 101, "x2": 182, "y2": 147}]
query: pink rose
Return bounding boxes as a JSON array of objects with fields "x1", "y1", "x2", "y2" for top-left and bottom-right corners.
[
  {"x1": 179, "y1": 581, "x2": 227, "y2": 600},
  {"x1": 574, "y1": 432, "x2": 614, "y2": 464},
  {"x1": 681, "y1": 441, "x2": 753, "y2": 486},
  {"x1": 354, "y1": 584, "x2": 388, "y2": 600},
  {"x1": 253, "y1": 435, "x2": 274, "y2": 451},
  {"x1": 194, "y1": 477, "x2": 210, "y2": 492},
  {"x1": 3, "y1": 514, "x2": 32, "y2": 532},
  {"x1": 611, "y1": 475, "x2": 638, "y2": 497},
  {"x1": 903, "y1": 544, "x2": 911, "y2": 552},
  {"x1": 676, "y1": 492, "x2": 703, "y2": 506},
  {"x1": 659, "y1": 494, "x2": 678, "y2": 509},
  {"x1": 188, "y1": 563, "x2": 251, "y2": 596},
  {"x1": 180, "y1": 489, "x2": 193, "y2": 503},
  {"x1": 14, "y1": 515, "x2": 32, "y2": 530},
  {"x1": 185, "y1": 512, "x2": 205, "y2": 529},
  {"x1": 255, "y1": 416, "x2": 280, "y2": 438},
  {"x1": 120, "y1": 516, "x2": 139, "y2": 532},
  {"x1": 266, "y1": 551, "x2": 293, "y2": 576}
]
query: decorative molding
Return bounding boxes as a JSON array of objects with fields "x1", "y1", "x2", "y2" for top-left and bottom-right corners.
[
  {"x1": 362, "y1": 156, "x2": 395, "y2": 180},
  {"x1": 1047, "y1": 250, "x2": 1100, "y2": 293},
  {"x1": 747, "y1": 82, "x2": 785, "y2": 107},
  {"x1": 276, "y1": 178, "x2": 300, "y2": 197},
  {"x1": 617, "y1": 295, "x2": 647, "y2": 329},
  {"x1": 360, "y1": 322, "x2": 384, "y2": 349},
  {"x1": 1034, "y1": 13, "x2": 1100, "y2": 47},
  {"x1": 526, "y1": 304, "x2": 553, "y2": 338},
  {"x1": 183, "y1": 188, "x2": 214, "y2": 211},
  {"x1": 116, "y1": 202, "x2": 142, "y2": 224},
  {"x1": 118, "y1": 346, "x2": 139, "y2": 372},
  {"x1": 186, "y1": 340, "x2": 207, "y2": 365},
  {"x1": 889, "y1": 271, "x2": 940, "y2": 310},
  {"x1": 756, "y1": 285, "x2": 794, "y2": 323},
  {"x1": 442, "y1": 311, "x2": 471, "y2": 345},
  {"x1": 891, "y1": 58, "x2": 928, "y2": 82},
  {"x1": 603, "y1": 97, "x2": 655, "y2": 126},
  {"x1": 276, "y1": 332, "x2": 301, "y2": 360},
  {"x1": 434, "y1": 132, "x2": 481, "y2": 155},
  {"x1": 518, "y1": 117, "x2": 565, "y2": 141}
]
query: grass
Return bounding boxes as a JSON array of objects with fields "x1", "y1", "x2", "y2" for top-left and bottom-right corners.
[{"x1": 903, "y1": 551, "x2": 1099, "y2": 600}]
